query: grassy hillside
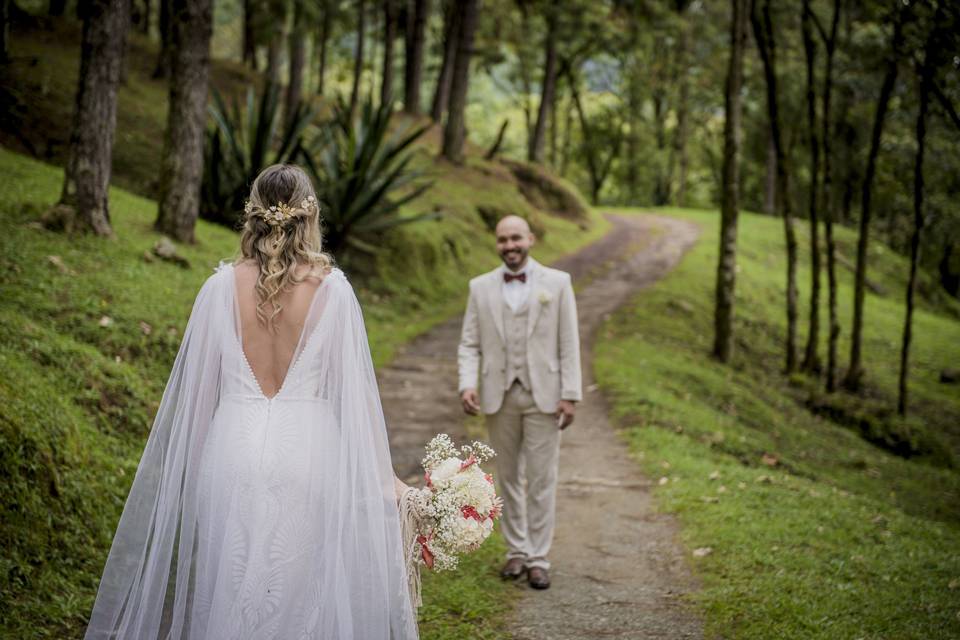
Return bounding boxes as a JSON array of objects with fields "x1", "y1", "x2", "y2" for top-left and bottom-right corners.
[
  {"x1": 595, "y1": 207, "x2": 960, "y2": 639},
  {"x1": 0, "y1": 143, "x2": 604, "y2": 637}
]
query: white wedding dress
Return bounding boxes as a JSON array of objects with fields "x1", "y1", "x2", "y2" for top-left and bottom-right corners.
[{"x1": 84, "y1": 261, "x2": 419, "y2": 639}]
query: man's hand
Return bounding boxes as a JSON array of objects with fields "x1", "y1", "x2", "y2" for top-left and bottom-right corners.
[
  {"x1": 460, "y1": 388, "x2": 481, "y2": 415},
  {"x1": 555, "y1": 400, "x2": 576, "y2": 430}
]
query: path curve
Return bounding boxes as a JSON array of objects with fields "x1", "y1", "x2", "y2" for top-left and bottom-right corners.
[{"x1": 379, "y1": 213, "x2": 704, "y2": 639}]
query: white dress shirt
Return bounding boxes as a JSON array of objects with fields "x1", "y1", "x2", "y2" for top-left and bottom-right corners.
[{"x1": 500, "y1": 258, "x2": 536, "y2": 312}]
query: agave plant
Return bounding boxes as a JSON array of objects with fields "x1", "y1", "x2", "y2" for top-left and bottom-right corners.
[
  {"x1": 303, "y1": 96, "x2": 437, "y2": 254},
  {"x1": 201, "y1": 84, "x2": 316, "y2": 227}
]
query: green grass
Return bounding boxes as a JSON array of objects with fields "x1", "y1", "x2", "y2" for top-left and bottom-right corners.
[
  {"x1": 595, "y1": 207, "x2": 960, "y2": 639},
  {"x1": 0, "y1": 143, "x2": 605, "y2": 637}
]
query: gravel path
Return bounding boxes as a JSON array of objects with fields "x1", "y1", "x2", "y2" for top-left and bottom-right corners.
[{"x1": 379, "y1": 212, "x2": 704, "y2": 639}]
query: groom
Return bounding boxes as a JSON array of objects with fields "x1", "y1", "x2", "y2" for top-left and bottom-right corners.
[{"x1": 457, "y1": 215, "x2": 582, "y2": 590}]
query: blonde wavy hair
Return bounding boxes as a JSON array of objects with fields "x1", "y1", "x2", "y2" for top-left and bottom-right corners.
[{"x1": 235, "y1": 164, "x2": 334, "y2": 332}]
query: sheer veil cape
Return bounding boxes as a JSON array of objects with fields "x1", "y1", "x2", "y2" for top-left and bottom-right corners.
[{"x1": 84, "y1": 261, "x2": 418, "y2": 639}]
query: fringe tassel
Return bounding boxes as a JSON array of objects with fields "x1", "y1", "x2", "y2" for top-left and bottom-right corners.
[{"x1": 398, "y1": 486, "x2": 423, "y2": 609}]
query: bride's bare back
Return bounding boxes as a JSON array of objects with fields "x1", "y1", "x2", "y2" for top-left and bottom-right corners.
[{"x1": 232, "y1": 259, "x2": 329, "y2": 399}]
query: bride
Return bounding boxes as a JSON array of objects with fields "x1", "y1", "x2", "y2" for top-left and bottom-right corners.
[{"x1": 84, "y1": 164, "x2": 420, "y2": 639}]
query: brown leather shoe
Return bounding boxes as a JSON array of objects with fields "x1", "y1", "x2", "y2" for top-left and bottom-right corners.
[
  {"x1": 499, "y1": 558, "x2": 526, "y2": 580},
  {"x1": 528, "y1": 566, "x2": 550, "y2": 589}
]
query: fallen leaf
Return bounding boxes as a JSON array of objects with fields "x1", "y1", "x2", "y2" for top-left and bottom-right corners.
[
  {"x1": 761, "y1": 453, "x2": 779, "y2": 467},
  {"x1": 693, "y1": 547, "x2": 712, "y2": 558},
  {"x1": 658, "y1": 477, "x2": 669, "y2": 486},
  {"x1": 708, "y1": 470, "x2": 721, "y2": 481},
  {"x1": 99, "y1": 315, "x2": 113, "y2": 328},
  {"x1": 139, "y1": 321, "x2": 152, "y2": 335}
]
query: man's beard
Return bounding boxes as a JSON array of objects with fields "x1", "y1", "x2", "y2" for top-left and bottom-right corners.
[{"x1": 500, "y1": 248, "x2": 527, "y2": 269}]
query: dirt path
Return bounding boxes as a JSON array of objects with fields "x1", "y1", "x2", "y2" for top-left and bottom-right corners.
[{"x1": 379, "y1": 213, "x2": 704, "y2": 639}]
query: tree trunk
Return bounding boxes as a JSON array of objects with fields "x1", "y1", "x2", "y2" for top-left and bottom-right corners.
[
  {"x1": 899, "y1": 64, "x2": 929, "y2": 416},
  {"x1": 440, "y1": 0, "x2": 478, "y2": 164},
  {"x1": 752, "y1": 0, "x2": 799, "y2": 374},
  {"x1": 939, "y1": 242, "x2": 958, "y2": 298},
  {"x1": 242, "y1": 0, "x2": 256, "y2": 69},
  {"x1": 265, "y1": 8, "x2": 286, "y2": 93},
  {"x1": 285, "y1": 0, "x2": 306, "y2": 126},
  {"x1": 0, "y1": 0, "x2": 10, "y2": 64},
  {"x1": 380, "y1": 0, "x2": 397, "y2": 106},
  {"x1": 528, "y1": 7, "x2": 558, "y2": 164},
  {"x1": 152, "y1": 0, "x2": 171, "y2": 78},
  {"x1": 763, "y1": 132, "x2": 776, "y2": 214},
  {"x1": 567, "y1": 68, "x2": 617, "y2": 205},
  {"x1": 317, "y1": 3, "x2": 332, "y2": 94},
  {"x1": 56, "y1": 0, "x2": 129, "y2": 236},
  {"x1": 712, "y1": 0, "x2": 748, "y2": 362},
  {"x1": 801, "y1": 0, "x2": 822, "y2": 373},
  {"x1": 821, "y1": 0, "x2": 840, "y2": 392},
  {"x1": 674, "y1": 13, "x2": 691, "y2": 207},
  {"x1": 137, "y1": 0, "x2": 151, "y2": 34},
  {"x1": 485, "y1": 118, "x2": 509, "y2": 160},
  {"x1": 843, "y1": 7, "x2": 906, "y2": 391},
  {"x1": 403, "y1": 0, "x2": 428, "y2": 114},
  {"x1": 350, "y1": 0, "x2": 366, "y2": 119},
  {"x1": 430, "y1": 0, "x2": 459, "y2": 121},
  {"x1": 549, "y1": 79, "x2": 559, "y2": 167},
  {"x1": 560, "y1": 90, "x2": 573, "y2": 177},
  {"x1": 155, "y1": 0, "x2": 213, "y2": 244}
]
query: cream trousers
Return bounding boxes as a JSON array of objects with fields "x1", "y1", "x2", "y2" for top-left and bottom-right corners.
[{"x1": 486, "y1": 380, "x2": 561, "y2": 570}]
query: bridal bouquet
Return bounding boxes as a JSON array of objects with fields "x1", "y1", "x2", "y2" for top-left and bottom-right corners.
[{"x1": 402, "y1": 434, "x2": 501, "y2": 575}]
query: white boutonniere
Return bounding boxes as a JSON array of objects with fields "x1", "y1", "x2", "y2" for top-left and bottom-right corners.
[{"x1": 537, "y1": 290, "x2": 552, "y2": 305}]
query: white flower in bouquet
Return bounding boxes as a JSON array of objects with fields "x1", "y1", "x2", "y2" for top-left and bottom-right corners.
[{"x1": 410, "y1": 434, "x2": 502, "y2": 572}]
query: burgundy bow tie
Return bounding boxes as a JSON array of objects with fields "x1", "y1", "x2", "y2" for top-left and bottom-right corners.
[{"x1": 503, "y1": 271, "x2": 526, "y2": 283}]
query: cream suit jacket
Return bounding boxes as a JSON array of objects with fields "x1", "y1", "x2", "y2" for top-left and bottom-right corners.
[{"x1": 458, "y1": 257, "x2": 582, "y2": 414}]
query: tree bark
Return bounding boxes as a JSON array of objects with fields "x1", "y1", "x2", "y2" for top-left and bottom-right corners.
[
  {"x1": 317, "y1": 3, "x2": 332, "y2": 94},
  {"x1": 56, "y1": 0, "x2": 129, "y2": 236},
  {"x1": 843, "y1": 6, "x2": 906, "y2": 391},
  {"x1": 402, "y1": 0, "x2": 428, "y2": 113},
  {"x1": 801, "y1": 0, "x2": 822, "y2": 373},
  {"x1": 152, "y1": 0, "x2": 171, "y2": 78},
  {"x1": 440, "y1": 0, "x2": 478, "y2": 164},
  {"x1": 350, "y1": 0, "x2": 366, "y2": 119},
  {"x1": 820, "y1": 0, "x2": 840, "y2": 392},
  {"x1": 549, "y1": 79, "x2": 559, "y2": 167},
  {"x1": 242, "y1": 0, "x2": 256, "y2": 69},
  {"x1": 485, "y1": 118, "x2": 509, "y2": 160},
  {"x1": 751, "y1": 0, "x2": 799, "y2": 374},
  {"x1": 0, "y1": 0, "x2": 10, "y2": 64},
  {"x1": 155, "y1": 0, "x2": 213, "y2": 244},
  {"x1": 673, "y1": 8, "x2": 691, "y2": 206},
  {"x1": 899, "y1": 62, "x2": 929, "y2": 416},
  {"x1": 712, "y1": 0, "x2": 748, "y2": 362},
  {"x1": 137, "y1": 0, "x2": 151, "y2": 34},
  {"x1": 763, "y1": 133, "x2": 776, "y2": 214},
  {"x1": 430, "y1": 0, "x2": 459, "y2": 121},
  {"x1": 528, "y1": 6, "x2": 558, "y2": 164},
  {"x1": 285, "y1": 0, "x2": 306, "y2": 126},
  {"x1": 381, "y1": 0, "x2": 397, "y2": 106},
  {"x1": 560, "y1": 89, "x2": 573, "y2": 177}
]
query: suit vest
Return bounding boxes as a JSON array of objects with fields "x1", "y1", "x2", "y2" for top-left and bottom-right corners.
[{"x1": 503, "y1": 295, "x2": 531, "y2": 391}]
